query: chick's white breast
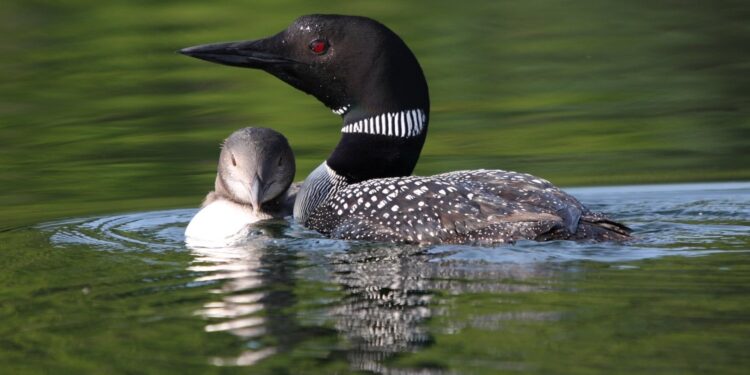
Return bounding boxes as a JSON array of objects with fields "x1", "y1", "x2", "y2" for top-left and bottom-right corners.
[{"x1": 184, "y1": 200, "x2": 261, "y2": 247}]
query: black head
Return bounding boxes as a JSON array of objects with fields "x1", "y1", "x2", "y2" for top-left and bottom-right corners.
[
  {"x1": 215, "y1": 127, "x2": 295, "y2": 212},
  {"x1": 180, "y1": 14, "x2": 429, "y2": 120}
]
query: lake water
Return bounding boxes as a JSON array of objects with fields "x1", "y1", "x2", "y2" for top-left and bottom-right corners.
[
  {"x1": 1, "y1": 1, "x2": 749, "y2": 374},
  {"x1": 0, "y1": 182, "x2": 746, "y2": 374}
]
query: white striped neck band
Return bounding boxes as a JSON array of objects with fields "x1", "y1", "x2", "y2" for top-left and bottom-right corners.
[
  {"x1": 340, "y1": 109, "x2": 427, "y2": 138},
  {"x1": 332, "y1": 105, "x2": 351, "y2": 116}
]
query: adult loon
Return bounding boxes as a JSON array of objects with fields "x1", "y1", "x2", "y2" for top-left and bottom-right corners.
[
  {"x1": 185, "y1": 127, "x2": 296, "y2": 246},
  {"x1": 180, "y1": 14, "x2": 631, "y2": 244}
]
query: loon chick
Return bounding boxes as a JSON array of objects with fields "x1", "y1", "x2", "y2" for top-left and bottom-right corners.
[
  {"x1": 180, "y1": 14, "x2": 631, "y2": 244},
  {"x1": 185, "y1": 127, "x2": 296, "y2": 246}
]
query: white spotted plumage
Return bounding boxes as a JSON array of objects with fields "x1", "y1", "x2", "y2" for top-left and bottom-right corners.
[{"x1": 301, "y1": 169, "x2": 629, "y2": 245}]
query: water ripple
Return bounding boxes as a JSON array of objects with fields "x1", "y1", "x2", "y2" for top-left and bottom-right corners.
[{"x1": 40, "y1": 182, "x2": 750, "y2": 263}]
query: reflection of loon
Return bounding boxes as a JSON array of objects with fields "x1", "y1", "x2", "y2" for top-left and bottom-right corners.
[
  {"x1": 189, "y1": 239, "x2": 556, "y2": 373},
  {"x1": 327, "y1": 245, "x2": 559, "y2": 374},
  {"x1": 181, "y1": 15, "x2": 631, "y2": 244},
  {"x1": 185, "y1": 128, "x2": 297, "y2": 246},
  {"x1": 328, "y1": 247, "x2": 433, "y2": 373}
]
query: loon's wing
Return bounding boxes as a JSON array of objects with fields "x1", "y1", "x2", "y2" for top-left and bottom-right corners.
[
  {"x1": 459, "y1": 170, "x2": 632, "y2": 241},
  {"x1": 436, "y1": 170, "x2": 583, "y2": 234},
  {"x1": 444, "y1": 170, "x2": 632, "y2": 241},
  {"x1": 423, "y1": 175, "x2": 577, "y2": 243}
]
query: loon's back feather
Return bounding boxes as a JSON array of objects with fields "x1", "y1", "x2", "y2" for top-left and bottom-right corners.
[{"x1": 307, "y1": 169, "x2": 631, "y2": 244}]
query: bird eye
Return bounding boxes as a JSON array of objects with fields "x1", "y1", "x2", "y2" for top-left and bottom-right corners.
[
  {"x1": 231, "y1": 154, "x2": 237, "y2": 166},
  {"x1": 309, "y1": 39, "x2": 328, "y2": 55},
  {"x1": 278, "y1": 156, "x2": 284, "y2": 166}
]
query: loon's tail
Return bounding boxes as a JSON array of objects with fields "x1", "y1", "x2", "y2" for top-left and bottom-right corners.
[
  {"x1": 536, "y1": 211, "x2": 632, "y2": 242},
  {"x1": 574, "y1": 213, "x2": 632, "y2": 241}
]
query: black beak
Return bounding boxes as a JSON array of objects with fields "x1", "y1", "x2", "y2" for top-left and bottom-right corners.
[{"x1": 179, "y1": 38, "x2": 298, "y2": 69}]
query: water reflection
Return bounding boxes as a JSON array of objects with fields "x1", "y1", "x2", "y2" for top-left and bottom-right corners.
[
  {"x1": 187, "y1": 230, "x2": 446, "y2": 372},
  {"x1": 326, "y1": 244, "x2": 557, "y2": 373},
  {"x1": 190, "y1": 242, "x2": 275, "y2": 365},
  {"x1": 186, "y1": 225, "x2": 562, "y2": 373},
  {"x1": 187, "y1": 220, "x2": 313, "y2": 367},
  {"x1": 328, "y1": 246, "x2": 434, "y2": 373}
]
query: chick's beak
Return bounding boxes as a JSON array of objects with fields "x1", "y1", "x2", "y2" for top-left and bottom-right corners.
[{"x1": 249, "y1": 172, "x2": 264, "y2": 213}]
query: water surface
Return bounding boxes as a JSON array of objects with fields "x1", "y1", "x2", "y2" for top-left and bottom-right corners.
[{"x1": 0, "y1": 182, "x2": 746, "y2": 374}]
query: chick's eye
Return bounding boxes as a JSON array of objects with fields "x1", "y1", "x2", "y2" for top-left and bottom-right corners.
[
  {"x1": 309, "y1": 39, "x2": 328, "y2": 55},
  {"x1": 278, "y1": 156, "x2": 284, "y2": 166},
  {"x1": 231, "y1": 154, "x2": 237, "y2": 166}
]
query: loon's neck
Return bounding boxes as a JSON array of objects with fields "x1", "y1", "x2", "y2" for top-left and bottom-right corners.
[{"x1": 325, "y1": 107, "x2": 429, "y2": 183}]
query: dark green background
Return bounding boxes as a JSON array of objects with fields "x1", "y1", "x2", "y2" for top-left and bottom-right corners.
[{"x1": 1, "y1": 0, "x2": 748, "y2": 228}]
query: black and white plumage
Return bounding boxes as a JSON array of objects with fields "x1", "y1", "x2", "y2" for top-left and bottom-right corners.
[
  {"x1": 181, "y1": 14, "x2": 631, "y2": 244},
  {"x1": 307, "y1": 169, "x2": 628, "y2": 244},
  {"x1": 340, "y1": 109, "x2": 427, "y2": 137}
]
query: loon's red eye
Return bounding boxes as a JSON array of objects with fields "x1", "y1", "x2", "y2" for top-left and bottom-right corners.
[{"x1": 309, "y1": 39, "x2": 328, "y2": 55}]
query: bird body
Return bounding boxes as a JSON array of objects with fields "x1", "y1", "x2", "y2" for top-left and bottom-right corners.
[
  {"x1": 306, "y1": 168, "x2": 629, "y2": 244},
  {"x1": 181, "y1": 14, "x2": 631, "y2": 244}
]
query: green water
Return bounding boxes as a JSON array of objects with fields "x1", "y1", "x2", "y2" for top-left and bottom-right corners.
[{"x1": 1, "y1": 1, "x2": 750, "y2": 374}]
